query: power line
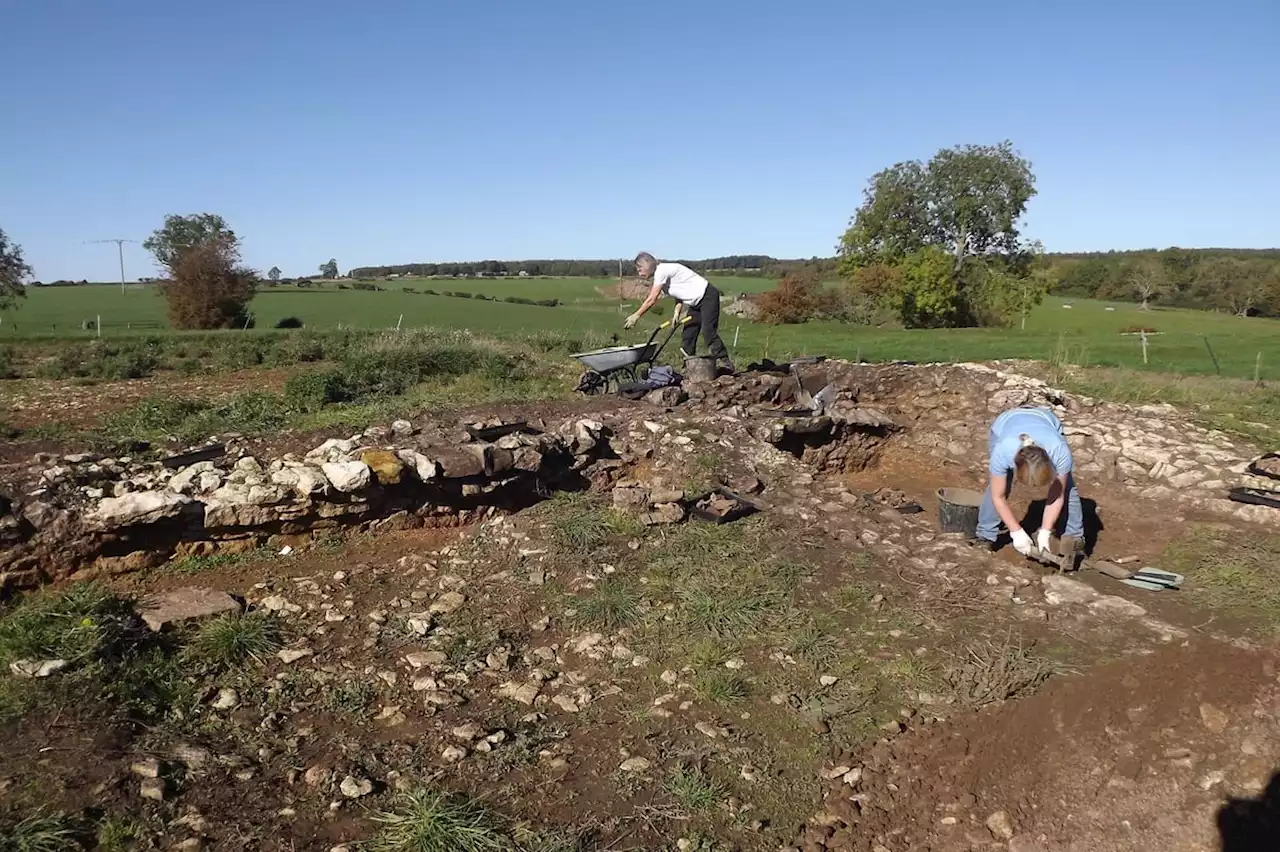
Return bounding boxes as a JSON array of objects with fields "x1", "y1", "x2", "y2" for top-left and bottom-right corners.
[{"x1": 86, "y1": 239, "x2": 139, "y2": 295}]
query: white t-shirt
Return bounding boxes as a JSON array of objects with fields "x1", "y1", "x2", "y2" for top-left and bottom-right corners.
[{"x1": 653, "y1": 262, "x2": 708, "y2": 307}]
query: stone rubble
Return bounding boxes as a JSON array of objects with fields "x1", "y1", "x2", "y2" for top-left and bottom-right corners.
[{"x1": 3, "y1": 361, "x2": 1274, "y2": 594}]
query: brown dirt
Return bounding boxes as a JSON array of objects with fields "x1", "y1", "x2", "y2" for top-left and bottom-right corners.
[
  {"x1": 0, "y1": 367, "x2": 297, "y2": 430},
  {"x1": 810, "y1": 639, "x2": 1280, "y2": 852}
]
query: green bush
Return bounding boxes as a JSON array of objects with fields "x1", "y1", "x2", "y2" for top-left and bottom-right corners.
[
  {"x1": 104, "y1": 396, "x2": 209, "y2": 437},
  {"x1": 284, "y1": 371, "x2": 349, "y2": 412},
  {"x1": 0, "y1": 346, "x2": 17, "y2": 379},
  {"x1": 211, "y1": 339, "x2": 265, "y2": 372}
]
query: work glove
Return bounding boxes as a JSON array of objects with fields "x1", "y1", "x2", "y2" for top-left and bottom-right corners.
[
  {"x1": 1010, "y1": 528, "x2": 1034, "y2": 557},
  {"x1": 1036, "y1": 528, "x2": 1053, "y2": 555},
  {"x1": 623, "y1": 313, "x2": 640, "y2": 330}
]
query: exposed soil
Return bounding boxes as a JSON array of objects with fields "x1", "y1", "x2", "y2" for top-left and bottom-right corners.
[
  {"x1": 2, "y1": 363, "x2": 1279, "y2": 851},
  {"x1": 0, "y1": 368, "x2": 298, "y2": 430}
]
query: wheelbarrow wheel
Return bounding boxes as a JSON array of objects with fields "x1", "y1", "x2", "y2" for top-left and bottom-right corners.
[{"x1": 575, "y1": 370, "x2": 607, "y2": 396}]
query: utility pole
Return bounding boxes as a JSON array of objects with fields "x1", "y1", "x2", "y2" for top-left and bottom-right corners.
[{"x1": 87, "y1": 239, "x2": 138, "y2": 295}]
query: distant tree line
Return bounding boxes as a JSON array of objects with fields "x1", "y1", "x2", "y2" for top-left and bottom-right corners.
[
  {"x1": 1045, "y1": 248, "x2": 1280, "y2": 316},
  {"x1": 347, "y1": 255, "x2": 839, "y2": 279}
]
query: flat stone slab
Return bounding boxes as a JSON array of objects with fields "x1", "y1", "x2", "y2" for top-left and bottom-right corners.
[{"x1": 138, "y1": 586, "x2": 242, "y2": 631}]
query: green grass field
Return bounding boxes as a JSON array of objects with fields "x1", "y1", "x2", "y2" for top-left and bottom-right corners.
[{"x1": 3, "y1": 278, "x2": 1278, "y2": 380}]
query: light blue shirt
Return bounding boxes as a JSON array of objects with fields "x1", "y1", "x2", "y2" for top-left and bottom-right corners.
[{"x1": 989, "y1": 408, "x2": 1073, "y2": 476}]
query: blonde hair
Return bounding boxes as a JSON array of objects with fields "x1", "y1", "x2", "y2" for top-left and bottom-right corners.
[{"x1": 1013, "y1": 439, "x2": 1054, "y2": 489}]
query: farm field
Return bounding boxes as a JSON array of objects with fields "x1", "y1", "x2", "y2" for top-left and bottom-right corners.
[{"x1": 4, "y1": 278, "x2": 1279, "y2": 380}]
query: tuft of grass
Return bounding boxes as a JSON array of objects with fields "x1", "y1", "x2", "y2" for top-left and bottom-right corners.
[
  {"x1": 677, "y1": 578, "x2": 781, "y2": 637},
  {"x1": 0, "y1": 583, "x2": 127, "y2": 666},
  {"x1": 573, "y1": 578, "x2": 640, "y2": 631},
  {"x1": 95, "y1": 815, "x2": 144, "y2": 852},
  {"x1": 664, "y1": 766, "x2": 727, "y2": 813},
  {"x1": 944, "y1": 634, "x2": 1065, "y2": 708},
  {"x1": 784, "y1": 618, "x2": 841, "y2": 669},
  {"x1": 693, "y1": 669, "x2": 750, "y2": 704},
  {"x1": 321, "y1": 678, "x2": 377, "y2": 717},
  {"x1": 163, "y1": 548, "x2": 269, "y2": 576},
  {"x1": 186, "y1": 612, "x2": 282, "y2": 668},
  {"x1": 0, "y1": 584, "x2": 191, "y2": 726},
  {"x1": 1159, "y1": 526, "x2": 1280, "y2": 633},
  {"x1": 369, "y1": 788, "x2": 568, "y2": 852},
  {"x1": 543, "y1": 494, "x2": 639, "y2": 553},
  {"x1": 0, "y1": 810, "x2": 82, "y2": 852}
]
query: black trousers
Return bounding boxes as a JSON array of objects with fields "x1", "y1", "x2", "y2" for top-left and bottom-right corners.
[{"x1": 681, "y1": 284, "x2": 730, "y2": 361}]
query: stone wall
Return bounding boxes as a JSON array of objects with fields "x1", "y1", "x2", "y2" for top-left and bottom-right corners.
[{"x1": 2, "y1": 361, "x2": 1274, "y2": 594}]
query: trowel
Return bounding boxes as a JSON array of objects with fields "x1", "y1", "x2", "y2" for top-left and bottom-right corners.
[{"x1": 1024, "y1": 534, "x2": 1084, "y2": 573}]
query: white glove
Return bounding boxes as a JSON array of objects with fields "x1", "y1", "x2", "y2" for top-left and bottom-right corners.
[
  {"x1": 1011, "y1": 528, "x2": 1034, "y2": 557},
  {"x1": 1036, "y1": 528, "x2": 1053, "y2": 554},
  {"x1": 623, "y1": 313, "x2": 640, "y2": 330}
]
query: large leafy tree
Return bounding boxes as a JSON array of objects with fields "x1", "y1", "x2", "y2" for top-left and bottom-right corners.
[
  {"x1": 142, "y1": 213, "x2": 235, "y2": 269},
  {"x1": 838, "y1": 141, "x2": 1036, "y2": 272},
  {"x1": 319, "y1": 258, "x2": 339, "y2": 279},
  {"x1": 268, "y1": 266, "x2": 282, "y2": 283},
  {"x1": 0, "y1": 227, "x2": 33, "y2": 310}
]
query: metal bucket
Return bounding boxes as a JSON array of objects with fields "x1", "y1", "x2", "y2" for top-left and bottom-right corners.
[
  {"x1": 937, "y1": 487, "x2": 983, "y2": 537},
  {"x1": 683, "y1": 355, "x2": 718, "y2": 383}
]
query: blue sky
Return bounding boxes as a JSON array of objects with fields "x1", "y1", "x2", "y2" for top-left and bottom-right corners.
[{"x1": 2, "y1": 0, "x2": 1277, "y2": 281}]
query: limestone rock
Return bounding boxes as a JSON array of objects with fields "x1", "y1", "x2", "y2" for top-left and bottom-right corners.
[
  {"x1": 396, "y1": 450, "x2": 441, "y2": 482},
  {"x1": 359, "y1": 450, "x2": 405, "y2": 486},
  {"x1": 321, "y1": 461, "x2": 372, "y2": 493},
  {"x1": 339, "y1": 775, "x2": 374, "y2": 798},
  {"x1": 139, "y1": 587, "x2": 242, "y2": 632},
  {"x1": 9, "y1": 659, "x2": 68, "y2": 678},
  {"x1": 90, "y1": 491, "x2": 192, "y2": 528}
]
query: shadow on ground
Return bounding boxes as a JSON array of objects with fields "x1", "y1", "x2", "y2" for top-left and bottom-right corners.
[{"x1": 1218, "y1": 771, "x2": 1280, "y2": 852}]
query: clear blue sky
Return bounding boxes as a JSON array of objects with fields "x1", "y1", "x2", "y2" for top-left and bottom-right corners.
[{"x1": 2, "y1": 0, "x2": 1277, "y2": 281}]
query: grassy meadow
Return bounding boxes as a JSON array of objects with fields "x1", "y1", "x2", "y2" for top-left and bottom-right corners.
[{"x1": 4, "y1": 277, "x2": 1277, "y2": 381}]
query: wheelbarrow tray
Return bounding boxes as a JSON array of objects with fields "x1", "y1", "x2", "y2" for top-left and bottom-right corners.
[{"x1": 571, "y1": 343, "x2": 659, "y2": 373}]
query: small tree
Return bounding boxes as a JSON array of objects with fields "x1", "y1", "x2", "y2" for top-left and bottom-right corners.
[
  {"x1": 756, "y1": 271, "x2": 833, "y2": 324},
  {"x1": 145, "y1": 213, "x2": 256, "y2": 330},
  {"x1": 320, "y1": 259, "x2": 339, "y2": 279},
  {"x1": 159, "y1": 239, "x2": 257, "y2": 330},
  {"x1": 142, "y1": 213, "x2": 235, "y2": 269},
  {"x1": 1129, "y1": 259, "x2": 1168, "y2": 311},
  {"x1": 0, "y1": 227, "x2": 33, "y2": 311},
  {"x1": 268, "y1": 266, "x2": 282, "y2": 283}
]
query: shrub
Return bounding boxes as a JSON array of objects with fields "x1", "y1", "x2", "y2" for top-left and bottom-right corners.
[
  {"x1": 0, "y1": 346, "x2": 18, "y2": 379},
  {"x1": 275, "y1": 316, "x2": 304, "y2": 329},
  {"x1": 535, "y1": 298, "x2": 559, "y2": 307},
  {"x1": 211, "y1": 340, "x2": 264, "y2": 371},
  {"x1": 757, "y1": 271, "x2": 834, "y2": 324},
  {"x1": 98, "y1": 349, "x2": 159, "y2": 380},
  {"x1": 897, "y1": 246, "x2": 960, "y2": 328},
  {"x1": 422, "y1": 288, "x2": 438, "y2": 296},
  {"x1": 158, "y1": 239, "x2": 257, "y2": 330},
  {"x1": 284, "y1": 371, "x2": 349, "y2": 412}
]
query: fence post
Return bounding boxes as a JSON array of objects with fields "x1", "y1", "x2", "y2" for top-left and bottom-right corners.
[
  {"x1": 1202, "y1": 336, "x2": 1221, "y2": 375},
  {"x1": 1140, "y1": 331, "x2": 1147, "y2": 365},
  {"x1": 733, "y1": 325, "x2": 740, "y2": 348},
  {"x1": 1256, "y1": 351, "x2": 1263, "y2": 384},
  {"x1": 96, "y1": 315, "x2": 101, "y2": 339},
  {"x1": 396, "y1": 314, "x2": 403, "y2": 331}
]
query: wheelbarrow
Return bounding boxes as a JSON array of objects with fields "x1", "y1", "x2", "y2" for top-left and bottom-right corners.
[{"x1": 571, "y1": 317, "x2": 691, "y2": 395}]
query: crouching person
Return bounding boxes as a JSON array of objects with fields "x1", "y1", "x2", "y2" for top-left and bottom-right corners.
[{"x1": 977, "y1": 406, "x2": 1084, "y2": 560}]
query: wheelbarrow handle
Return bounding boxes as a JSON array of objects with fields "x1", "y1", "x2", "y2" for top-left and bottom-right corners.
[{"x1": 643, "y1": 315, "x2": 692, "y2": 347}]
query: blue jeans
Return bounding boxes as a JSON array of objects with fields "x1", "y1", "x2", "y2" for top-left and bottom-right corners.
[{"x1": 977, "y1": 429, "x2": 1084, "y2": 542}]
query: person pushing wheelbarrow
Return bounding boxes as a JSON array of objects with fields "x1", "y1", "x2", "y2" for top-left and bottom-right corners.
[{"x1": 625, "y1": 252, "x2": 735, "y2": 374}]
